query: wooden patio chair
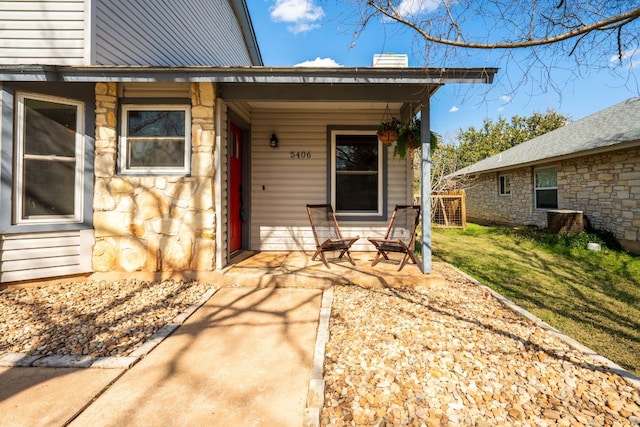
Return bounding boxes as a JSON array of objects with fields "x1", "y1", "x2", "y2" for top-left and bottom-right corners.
[
  {"x1": 306, "y1": 204, "x2": 359, "y2": 268},
  {"x1": 368, "y1": 205, "x2": 421, "y2": 271}
]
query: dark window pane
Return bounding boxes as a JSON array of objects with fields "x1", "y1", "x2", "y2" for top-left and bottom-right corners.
[
  {"x1": 500, "y1": 176, "x2": 510, "y2": 194},
  {"x1": 24, "y1": 98, "x2": 77, "y2": 157},
  {"x1": 334, "y1": 133, "x2": 379, "y2": 213},
  {"x1": 336, "y1": 174, "x2": 378, "y2": 211},
  {"x1": 23, "y1": 159, "x2": 75, "y2": 217},
  {"x1": 536, "y1": 189, "x2": 557, "y2": 209},
  {"x1": 128, "y1": 139, "x2": 185, "y2": 167},
  {"x1": 336, "y1": 135, "x2": 378, "y2": 172},
  {"x1": 128, "y1": 111, "x2": 185, "y2": 137}
]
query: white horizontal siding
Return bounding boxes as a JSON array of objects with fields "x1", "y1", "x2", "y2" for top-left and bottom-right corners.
[
  {"x1": 95, "y1": 0, "x2": 253, "y2": 66},
  {"x1": 0, "y1": 1, "x2": 85, "y2": 65},
  {"x1": 249, "y1": 107, "x2": 412, "y2": 252},
  {"x1": 0, "y1": 230, "x2": 94, "y2": 283}
]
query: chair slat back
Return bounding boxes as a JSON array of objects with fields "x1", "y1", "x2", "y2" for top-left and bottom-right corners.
[
  {"x1": 385, "y1": 205, "x2": 420, "y2": 244},
  {"x1": 307, "y1": 204, "x2": 342, "y2": 243}
]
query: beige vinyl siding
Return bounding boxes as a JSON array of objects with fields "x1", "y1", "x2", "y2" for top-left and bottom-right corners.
[
  {"x1": 0, "y1": 230, "x2": 93, "y2": 283},
  {"x1": 0, "y1": 0, "x2": 86, "y2": 65},
  {"x1": 250, "y1": 107, "x2": 412, "y2": 251},
  {"x1": 94, "y1": 0, "x2": 253, "y2": 66}
]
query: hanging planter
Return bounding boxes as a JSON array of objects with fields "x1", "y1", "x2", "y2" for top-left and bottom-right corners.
[
  {"x1": 377, "y1": 104, "x2": 400, "y2": 145},
  {"x1": 377, "y1": 129, "x2": 399, "y2": 145},
  {"x1": 394, "y1": 117, "x2": 422, "y2": 159}
]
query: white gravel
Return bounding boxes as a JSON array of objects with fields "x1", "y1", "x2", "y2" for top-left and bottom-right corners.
[
  {"x1": 322, "y1": 263, "x2": 640, "y2": 426},
  {"x1": 1, "y1": 265, "x2": 639, "y2": 426},
  {"x1": 0, "y1": 279, "x2": 215, "y2": 358}
]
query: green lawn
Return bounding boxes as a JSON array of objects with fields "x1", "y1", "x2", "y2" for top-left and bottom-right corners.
[{"x1": 432, "y1": 223, "x2": 640, "y2": 377}]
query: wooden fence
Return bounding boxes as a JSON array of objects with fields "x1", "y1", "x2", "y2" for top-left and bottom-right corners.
[{"x1": 431, "y1": 192, "x2": 466, "y2": 228}]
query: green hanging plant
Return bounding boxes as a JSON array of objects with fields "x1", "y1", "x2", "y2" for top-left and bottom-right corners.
[
  {"x1": 394, "y1": 117, "x2": 422, "y2": 159},
  {"x1": 393, "y1": 118, "x2": 440, "y2": 159}
]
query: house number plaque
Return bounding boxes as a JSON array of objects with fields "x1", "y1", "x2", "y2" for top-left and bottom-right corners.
[{"x1": 290, "y1": 151, "x2": 312, "y2": 159}]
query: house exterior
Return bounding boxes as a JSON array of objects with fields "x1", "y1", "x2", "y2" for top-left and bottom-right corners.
[
  {"x1": 455, "y1": 98, "x2": 640, "y2": 254},
  {"x1": 0, "y1": 0, "x2": 497, "y2": 283}
]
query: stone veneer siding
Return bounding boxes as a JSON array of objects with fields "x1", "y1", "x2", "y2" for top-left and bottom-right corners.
[
  {"x1": 466, "y1": 167, "x2": 541, "y2": 227},
  {"x1": 466, "y1": 145, "x2": 640, "y2": 254},
  {"x1": 92, "y1": 82, "x2": 217, "y2": 272}
]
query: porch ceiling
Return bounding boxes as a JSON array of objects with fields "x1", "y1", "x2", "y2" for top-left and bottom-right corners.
[{"x1": 218, "y1": 82, "x2": 439, "y2": 104}]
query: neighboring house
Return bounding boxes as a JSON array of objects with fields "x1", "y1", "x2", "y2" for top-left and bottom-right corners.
[
  {"x1": 454, "y1": 97, "x2": 640, "y2": 254},
  {"x1": 0, "y1": 0, "x2": 497, "y2": 283}
]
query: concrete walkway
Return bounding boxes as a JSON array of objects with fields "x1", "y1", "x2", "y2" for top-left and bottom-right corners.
[{"x1": 0, "y1": 286, "x2": 322, "y2": 427}]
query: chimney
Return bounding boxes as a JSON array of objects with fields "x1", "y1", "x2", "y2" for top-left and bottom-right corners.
[{"x1": 372, "y1": 53, "x2": 409, "y2": 67}]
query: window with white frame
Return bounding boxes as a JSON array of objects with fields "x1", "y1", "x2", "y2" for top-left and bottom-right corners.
[
  {"x1": 499, "y1": 174, "x2": 511, "y2": 195},
  {"x1": 15, "y1": 93, "x2": 84, "y2": 223},
  {"x1": 119, "y1": 105, "x2": 190, "y2": 175},
  {"x1": 535, "y1": 166, "x2": 558, "y2": 209},
  {"x1": 331, "y1": 130, "x2": 383, "y2": 216}
]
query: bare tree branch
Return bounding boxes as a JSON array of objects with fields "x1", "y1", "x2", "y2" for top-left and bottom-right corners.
[{"x1": 365, "y1": 1, "x2": 640, "y2": 50}]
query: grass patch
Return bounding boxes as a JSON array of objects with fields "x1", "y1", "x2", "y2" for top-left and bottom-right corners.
[{"x1": 432, "y1": 223, "x2": 640, "y2": 377}]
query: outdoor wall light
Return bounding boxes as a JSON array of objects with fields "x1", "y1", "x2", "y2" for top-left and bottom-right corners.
[{"x1": 269, "y1": 133, "x2": 279, "y2": 148}]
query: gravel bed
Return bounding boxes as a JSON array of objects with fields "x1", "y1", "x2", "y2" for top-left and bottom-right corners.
[
  {"x1": 0, "y1": 279, "x2": 215, "y2": 358},
  {"x1": 322, "y1": 263, "x2": 640, "y2": 426},
  {"x1": 2, "y1": 264, "x2": 639, "y2": 425}
]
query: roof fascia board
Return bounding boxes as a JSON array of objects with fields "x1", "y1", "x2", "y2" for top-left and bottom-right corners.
[
  {"x1": 229, "y1": 0, "x2": 263, "y2": 66},
  {"x1": 0, "y1": 65, "x2": 498, "y2": 84}
]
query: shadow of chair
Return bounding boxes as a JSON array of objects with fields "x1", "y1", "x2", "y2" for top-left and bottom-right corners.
[
  {"x1": 306, "y1": 204, "x2": 359, "y2": 268},
  {"x1": 368, "y1": 205, "x2": 421, "y2": 271}
]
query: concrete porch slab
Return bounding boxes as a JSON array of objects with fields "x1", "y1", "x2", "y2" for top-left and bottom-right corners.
[{"x1": 222, "y1": 251, "x2": 446, "y2": 290}]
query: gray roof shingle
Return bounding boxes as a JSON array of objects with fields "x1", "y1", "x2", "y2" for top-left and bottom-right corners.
[{"x1": 454, "y1": 97, "x2": 640, "y2": 175}]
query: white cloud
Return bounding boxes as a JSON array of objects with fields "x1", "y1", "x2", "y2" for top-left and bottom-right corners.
[
  {"x1": 609, "y1": 48, "x2": 640, "y2": 68},
  {"x1": 288, "y1": 22, "x2": 321, "y2": 34},
  {"x1": 396, "y1": 0, "x2": 440, "y2": 16},
  {"x1": 270, "y1": 0, "x2": 324, "y2": 34},
  {"x1": 500, "y1": 95, "x2": 512, "y2": 103},
  {"x1": 295, "y1": 57, "x2": 343, "y2": 67},
  {"x1": 609, "y1": 48, "x2": 638, "y2": 63},
  {"x1": 449, "y1": 106, "x2": 459, "y2": 113}
]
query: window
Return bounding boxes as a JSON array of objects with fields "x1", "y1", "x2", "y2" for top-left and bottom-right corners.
[
  {"x1": 499, "y1": 174, "x2": 511, "y2": 195},
  {"x1": 331, "y1": 130, "x2": 383, "y2": 217},
  {"x1": 15, "y1": 93, "x2": 84, "y2": 223},
  {"x1": 119, "y1": 105, "x2": 191, "y2": 174},
  {"x1": 535, "y1": 166, "x2": 558, "y2": 209}
]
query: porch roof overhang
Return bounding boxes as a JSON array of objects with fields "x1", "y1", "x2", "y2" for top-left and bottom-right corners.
[{"x1": 0, "y1": 65, "x2": 498, "y2": 104}]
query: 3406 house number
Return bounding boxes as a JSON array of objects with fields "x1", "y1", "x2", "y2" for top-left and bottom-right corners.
[{"x1": 290, "y1": 151, "x2": 312, "y2": 159}]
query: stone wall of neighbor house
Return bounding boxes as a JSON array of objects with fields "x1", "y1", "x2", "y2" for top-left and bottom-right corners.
[
  {"x1": 465, "y1": 167, "x2": 546, "y2": 226},
  {"x1": 92, "y1": 82, "x2": 217, "y2": 272},
  {"x1": 559, "y1": 146, "x2": 640, "y2": 253},
  {"x1": 466, "y1": 145, "x2": 640, "y2": 254}
]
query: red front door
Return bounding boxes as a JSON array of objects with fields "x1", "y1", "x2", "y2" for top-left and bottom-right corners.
[{"x1": 229, "y1": 123, "x2": 242, "y2": 253}]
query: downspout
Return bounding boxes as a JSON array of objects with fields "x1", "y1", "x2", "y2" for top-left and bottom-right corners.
[
  {"x1": 214, "y1": 98, "x2": 223, "y2": 269},
  {"x1": 420, "y1": 103, "x2": 432, "y2": 274}
]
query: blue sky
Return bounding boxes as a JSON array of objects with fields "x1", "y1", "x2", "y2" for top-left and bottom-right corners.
[{"x1": 247, "y1": 1, "x2": 640, "y2": 143}]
